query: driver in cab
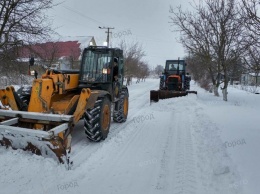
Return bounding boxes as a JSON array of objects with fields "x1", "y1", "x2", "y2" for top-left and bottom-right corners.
[{"x1": 113, "y1": 58, "x2": 118, "y2": 82}]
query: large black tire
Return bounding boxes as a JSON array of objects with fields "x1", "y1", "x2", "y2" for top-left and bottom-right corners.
[
  {"x1": 113, "y1": 89, "x2": 129, "y2": 123},
  {"x1": 13, "y1": 92, "x2": 28, "y2": 111},
  {"x1": 184, "y1": 76, "x2": 191, "y2": 90},
  {"x1": 159, "y1": 77, "x2": 164, "y2": 90},
  {"x1": 16, "y1": 86, "x2": 32, "y2": 111},
  {"x1": 84, "y1": 96, "x2": 111, "y2": 142}
]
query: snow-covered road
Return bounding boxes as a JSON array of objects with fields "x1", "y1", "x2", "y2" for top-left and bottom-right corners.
[{"x1": 0, "y1": 79, "x2": 259, "y2": 194}]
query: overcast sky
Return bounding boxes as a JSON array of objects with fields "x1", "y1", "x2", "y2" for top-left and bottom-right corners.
[{"x1": 48, "y1": 0, "x2": 192, "y2": 69}]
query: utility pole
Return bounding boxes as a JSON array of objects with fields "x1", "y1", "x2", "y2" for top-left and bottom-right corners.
[{"x1": 99, "y1": 26, "x2": 114, "y2": 48}]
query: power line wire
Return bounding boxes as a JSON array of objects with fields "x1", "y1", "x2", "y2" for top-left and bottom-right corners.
[
  {"x1": 57, "y1": 5, "x2": 179, "y2": 47},
  {"x1": 63, "y1": 5, "x2": 106, "y2": 26}
]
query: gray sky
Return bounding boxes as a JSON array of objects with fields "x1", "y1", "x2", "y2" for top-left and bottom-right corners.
[{"x1": 48, "y1": 0, "x2": 191, "y2": 69}]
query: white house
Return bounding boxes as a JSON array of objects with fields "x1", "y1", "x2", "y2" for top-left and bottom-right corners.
[{"x1": 241, "y1": 73, "x2": 260, "y2": 86}]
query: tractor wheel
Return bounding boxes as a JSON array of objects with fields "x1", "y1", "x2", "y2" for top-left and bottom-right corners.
[
  {"x1": 113, "y1": 89, "x2": 129, "y2": 123},
  {"x1": 84, "y1": 96, "x2": 111, "y2": 142},
  {"x1": 184, "y1": 81, "x2": 189, "y2": 90},
  {"x1": 159, "y1": 77, "x2": 164, "y2": 90},
  {"x1": 184, "y1": 77, "x2": 191, "y2": 90}
]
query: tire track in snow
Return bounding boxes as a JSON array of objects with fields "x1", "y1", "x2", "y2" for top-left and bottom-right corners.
[
  {"x1": 191, "y1": 106, "x2": 245, "y2": 194},
  {"x1": 69, "y1": 110, "x2": 163, "y2": 194},
  {"x1": 70, "y1": 80, "x2": 158, "y2": 168},
  {"x1": 154, "y1": 97, "x2": 198, "y2": 194},
  {"x1": 172, "y1": 112, "x2": 197, "y2": 194},
  {"x1": 159, "y1": 95, "x2": 244, "y2": 194}
]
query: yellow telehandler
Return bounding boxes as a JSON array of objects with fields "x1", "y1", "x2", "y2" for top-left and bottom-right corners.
[{"x1": 0, "y1": 46, "x2": 129, "y2": 167}]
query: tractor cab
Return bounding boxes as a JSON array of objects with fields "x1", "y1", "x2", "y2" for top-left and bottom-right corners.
[
  {"x1": 165, "y1": 60, "x2": 185, "y2": 76},
  {"x1": 163, "y1": 60, "x2": 187, "y2": 91},
  {"x1": 79, "y1": 46, "x2": 125, "y2": 99}
]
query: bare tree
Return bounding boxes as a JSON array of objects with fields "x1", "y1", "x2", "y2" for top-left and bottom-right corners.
[
  {"x1": 185, "y1": 54, "x2": 212, "y2": 91},
  {"x1": 170, "y1": 0, "x2": 245, "y2": 101},
  {"x1": 241, "y1": 0, "x2": 260, "y2": 38},
  {"x1": 154, "y1": 64, "x2": 164, "y2": 75},
  {"x1": 0, "y1": 0, "x2": 56, "y2": 86},
  {"x1": 0, "y1": 0, "x2": 55, "y2": 60},
  {"x1": 170, "y1": 3, "x2": 221, "y2": 96},
  {"x1": 240, "y1": 0, "x2": 260, "y2": 88},
  {"x1": 242, "y1": 46, "x2": 260, "y2": 86},
  {"x1": 137, "y1": 61, "x2": 150, "y2": 81},
  {"x1": 227, "y1": 56, "x2": 243, "y2": 85},
  {"x1": 118, "y1": 40, "x2": 146, "y2": 77}
]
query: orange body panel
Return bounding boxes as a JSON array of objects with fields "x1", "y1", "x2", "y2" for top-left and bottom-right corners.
[
  {"x1": 0, "y1": 86, "x2": 18, "y2": 110},
  {"x1": 52, "y1": 95, "x2": 79, "y2": 114},
  {"x1": 42, "y1": 70, "x2": 79, "y2": 94},
  {"x1": 0, "y1": 89, "x2": 8, "y2": 107},
  {"x1": 28, "y1": 79, "x2": 54, "y2": 113},
  {"x1": 0, "y1": 69, "x2": 102, "y2": 126},
  {"x1": 167, "y1": 75, "x2": 181, "y2": 82},
  {"x1": 73, "y1": 88, "x2": 91, "y2": 123}
]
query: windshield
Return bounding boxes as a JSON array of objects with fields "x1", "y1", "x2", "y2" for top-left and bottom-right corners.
[
  {"x1": 165, "y1": 61, "x2": 185, "y2": 74},
  {"x1": 81, "y1": 50, "x2": 112, "y2": 82}
]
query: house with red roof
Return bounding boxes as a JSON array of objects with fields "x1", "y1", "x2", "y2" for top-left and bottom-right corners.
[{"x1": 18, "y1": 36, "x2": 96, "y2": 69}]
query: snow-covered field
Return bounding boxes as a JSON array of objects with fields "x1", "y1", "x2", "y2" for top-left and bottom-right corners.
[{"x1": 0, "y1": 79, "x2": 259, "y2": 194}]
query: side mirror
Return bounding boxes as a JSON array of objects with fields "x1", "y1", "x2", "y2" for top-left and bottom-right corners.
[
  {"x1": 29, "y1": 57, "x2": 34, "y2": 66},
  {"x1": 28, "y1": 57, "x2": 35, "y2": 76}
]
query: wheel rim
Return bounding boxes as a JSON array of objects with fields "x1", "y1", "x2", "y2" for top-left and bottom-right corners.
[
  {"x1": 102, "y1": 104, "x2": 110, "y2": 130},
  {"x1": 123, "y1": 97, "x2": 128, "y2": 116}
]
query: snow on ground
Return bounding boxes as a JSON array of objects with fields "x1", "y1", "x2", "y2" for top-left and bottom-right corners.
[{"x1": 0, "y1": 79, "x2": 259, "y2": 194}]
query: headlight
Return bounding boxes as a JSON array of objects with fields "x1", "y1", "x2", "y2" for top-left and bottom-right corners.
[
  {"x1": 102, "y1": 68, "x2": 110, "y2": 74},
  {"x1": 30, "y1": 70, "x2": 35, "y2": 76}
]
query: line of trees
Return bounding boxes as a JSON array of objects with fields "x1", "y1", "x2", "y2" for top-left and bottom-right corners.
[
  {"x1": 154, "y1": 65, "x2": 164, "y2": 76},
  {"x1": 170, "y1": 0, "x2": 260, "y2": 101},
  {"x1": 118, "y1": 40, "x2": 150, "y2": 81}
]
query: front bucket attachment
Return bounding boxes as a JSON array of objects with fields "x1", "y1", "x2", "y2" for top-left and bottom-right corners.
[
  {"x1": 150, "y1": 90, "x2": 197, "y2": 103},
  {"x1": 187, "y1": 91, "x2": 198, "y2": 95},
  {"x1": 0, "y1": 110, "x2": 73, "y2": 165},
  {"x1": 158, "y1": 90, "x2": 188, "y2": 99},
  {"x1": 150, "y1": 90, "x2": 159, "y2": 103}
]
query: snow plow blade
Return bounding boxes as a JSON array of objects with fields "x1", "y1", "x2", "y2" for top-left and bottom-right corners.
[
  {"x1": 150, "y1": 90, "x2": 197, "y2": 103},
  {"x1": 0, "y1": 110, "x2": 73, "y2": 164}
]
